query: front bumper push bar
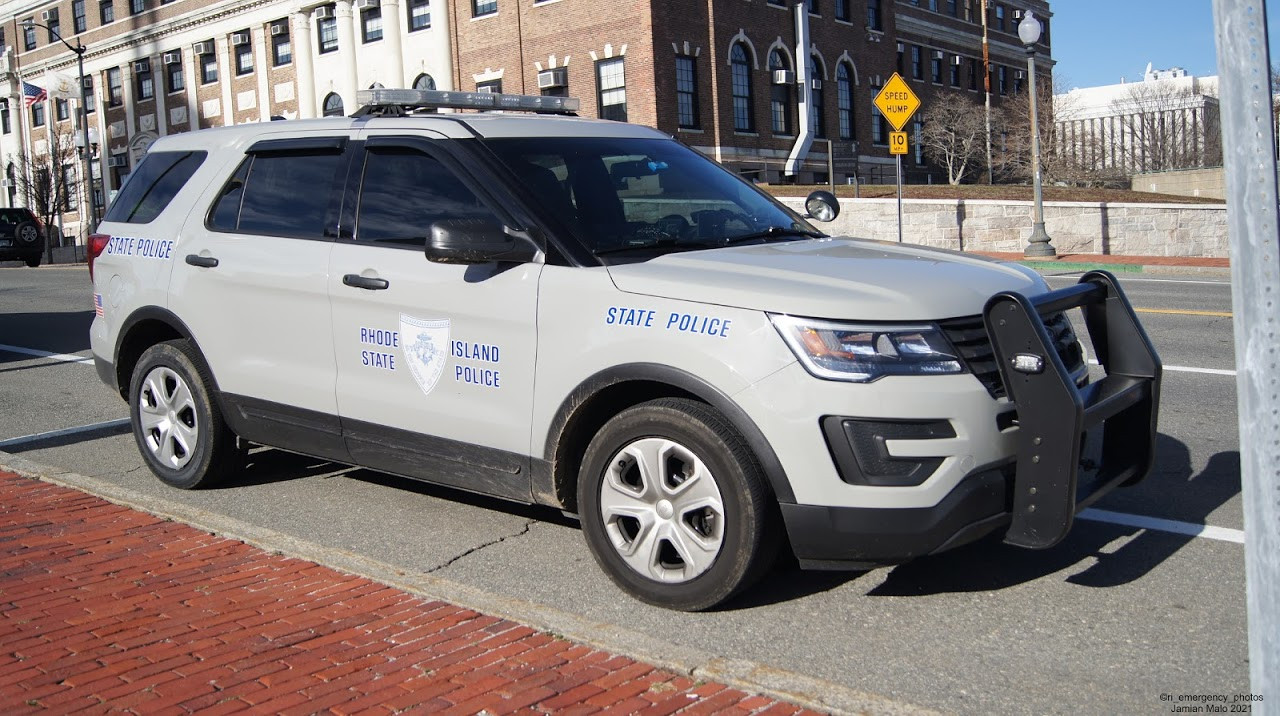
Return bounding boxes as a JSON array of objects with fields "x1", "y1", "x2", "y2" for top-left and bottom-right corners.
[{"x1": 984, "y1": 270, "x2": 1162, "y2": 550}]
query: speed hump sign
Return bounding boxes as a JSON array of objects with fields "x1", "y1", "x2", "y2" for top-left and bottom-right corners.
[{"x1": 889, "y1": 131, "x2": 908, "y2": 155}]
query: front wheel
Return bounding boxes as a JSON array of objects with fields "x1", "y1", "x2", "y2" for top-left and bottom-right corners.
[
  {"x1": 129, "y1": 340, "x2": 238, "y2": 489},
  {"x1": 577, "y1": 398, "x2": 778, "y2": 611}
]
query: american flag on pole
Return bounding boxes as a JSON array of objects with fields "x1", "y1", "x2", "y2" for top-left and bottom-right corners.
[{"x1": 23, "y1": 81, "x2": 47, "y2": 107}]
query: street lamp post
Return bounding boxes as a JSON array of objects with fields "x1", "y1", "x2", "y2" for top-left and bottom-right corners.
[
  {"x1": 20, "y1": 20, "x2": 97, "y2": 236},
  {"x1": 1018, "y1": 10, "x2": 1056, "y2": 258}
]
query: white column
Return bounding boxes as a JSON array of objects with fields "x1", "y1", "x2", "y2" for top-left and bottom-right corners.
[
  {"x1": 336, "y1": 0, "x2": 359, "y2": 112},
  {"x1": 154, "y1": 55, "x2": 168, "y2": 137},
  {"x1": 121, "y1": 63, "x2": 136, "y2": 137},
  {"x1": 255, "y1": 28, "x2": 271, "y2": 120},
  {"x1": 431, "y1": 0, "x2": 453, "y2": 90},
  {"x1": 9, "y1": 84, "x2": 28, "y2": 208},
  {"x1": 184, "y1": 46, "x2": 200, "y2": 130},
  {"x1": 293, "y1": 12, "x2": 317, "y2": 118},
  {"x1": 217, "y1": 36, "x2": 234, "y2": 126},
  {"x1": 380, "y1": 0, "x2": 405, "y2": 88}
]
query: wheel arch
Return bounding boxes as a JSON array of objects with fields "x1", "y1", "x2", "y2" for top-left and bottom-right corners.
[
  {"x1": 112, "y1": 306, "x2": 201, "y2": 400},
  {"x1": 539, "y1": 363, "x2": 796, "y2": 513}
]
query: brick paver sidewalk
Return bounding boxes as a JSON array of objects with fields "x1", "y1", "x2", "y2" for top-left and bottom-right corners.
[{"x1": 0, "y1": 471, "x2": 820, "y2": 715}]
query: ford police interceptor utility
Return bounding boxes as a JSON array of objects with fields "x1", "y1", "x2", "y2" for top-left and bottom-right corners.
[{"x1": 89, "y1": 88, "x2": 1161, "y2": 611}]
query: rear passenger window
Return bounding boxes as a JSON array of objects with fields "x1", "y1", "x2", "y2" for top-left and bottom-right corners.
[
  {"x1": 208, "y1": 149, "x2": 345, "y2": 238},
  {"x1": 102, "y1": 151, "x2": 207, "y2": 224},
  {"x1": 355, "y1": 148, "x2": 500, "y2": 247}
]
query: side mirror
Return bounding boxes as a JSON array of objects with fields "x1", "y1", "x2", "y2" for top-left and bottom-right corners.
[
  {"x1": 804, "y1": 190, "x2": 840, "y2": 222},
  {"x1": 425, "y1": 218, "x2": 539, "y2": 264}
]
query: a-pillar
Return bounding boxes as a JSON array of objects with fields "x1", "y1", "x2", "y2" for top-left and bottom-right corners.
[{"x1": 293, "y1": 11, "x2": 317, "y2": 118}]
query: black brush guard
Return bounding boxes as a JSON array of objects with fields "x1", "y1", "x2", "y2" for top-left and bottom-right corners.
[{"x1": 983, "y1": 270, "x2": 1162, "y2": 550}]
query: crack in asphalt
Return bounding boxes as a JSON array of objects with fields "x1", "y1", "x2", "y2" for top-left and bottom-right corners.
[{"x1": 424, "y1": 519, "x2": 537, "y2": 574}]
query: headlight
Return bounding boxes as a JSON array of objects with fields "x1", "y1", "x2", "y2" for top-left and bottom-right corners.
[{"x1": 770, "y1": 315, "x2": 964, "y2": 382}]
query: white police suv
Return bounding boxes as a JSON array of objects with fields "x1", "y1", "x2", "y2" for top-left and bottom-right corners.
[{"x1": 89, "y1": 88, "x2": 1161, "y2": 611}]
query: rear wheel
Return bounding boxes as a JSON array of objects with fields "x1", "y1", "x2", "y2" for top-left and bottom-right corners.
[
  {"x1": 578, "y1": 398, "x2": 778, "y2": 611},
  {"x1": 129, "y1": 340, "x2": 238, "y2": 489}
]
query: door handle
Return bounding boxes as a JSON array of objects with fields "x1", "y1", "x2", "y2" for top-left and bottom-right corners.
[
  {"x1": 185, "y1": 254, "x2": 219, "y2": 268},
  {"x1": 343, "y1": 274, "x2": 390, "y2": 290}
]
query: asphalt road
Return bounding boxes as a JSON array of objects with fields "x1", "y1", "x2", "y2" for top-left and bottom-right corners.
[{"x1": 0, "y1": 264, "x2": 1249, "y2": 715}]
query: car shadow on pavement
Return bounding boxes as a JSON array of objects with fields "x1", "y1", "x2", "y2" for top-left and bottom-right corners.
[
  {"x1": 212, "y1": 447, "x2": 361, "y2": 489},
  {"x1": 867, "y1": 433, "x2": 1241, "y2": 597},
  {"x1": 0, "y1": 310, "x2": 94, "y2": 364}
]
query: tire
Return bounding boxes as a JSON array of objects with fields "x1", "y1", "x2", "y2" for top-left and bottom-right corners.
[
  {"x1": 128, "y1": 340, "x2": 238, "y2": 489},
  {"x1": 577, "y1": 398, "x2": 778, "y2": 611},
  {"x1": 24, "y1": 255, "x2": 41, "y2": 268},
  {"x1": 15, "y1": 222, "x2": 40, "y2": 247}
]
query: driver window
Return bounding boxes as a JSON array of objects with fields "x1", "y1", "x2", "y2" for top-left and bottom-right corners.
[{"x1": 355, "y1": 148, "x2": 500, "y2": 248}]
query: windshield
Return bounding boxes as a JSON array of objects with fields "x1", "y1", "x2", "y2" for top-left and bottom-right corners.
[{"x1": 481, "y1": 137, "x2": 822, "y2": 257}]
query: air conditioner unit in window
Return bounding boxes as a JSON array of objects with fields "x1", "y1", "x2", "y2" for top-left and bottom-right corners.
[
  {"x1": 134, "y1": 59, "x2": 150, "y2": 73},
  {"x1": 772, "y1": 70, "x2": 795, "y2": 85},
  {"x1": 270, "y1": 20, "x2": 288, "y2": 35},
  {"x1": 354, "y1": 0, "x2": 378, "y2": 8},
  {"x1": 536, "y1": 67, "x2": 567, "y2": 89},
  {"x1": 952, "y1": 55, "x2": 963, "y2": 65},
  {"x1": 476, "y1": 85, "x2": 497, "y2": 93},
  {"x1": 192, "y1": 41, "x2": 213, "y2": 55},
  {"x1": 162, "y1": 51, "x2": 181, "y2": 65},
  {"x1": 810, "y1": 78, "x2": 822, "y2": 90},
  {"x1": 933, "y1": 50, "x2": 943, "y2": 59},
  {"x1": 82, "y1": 75, "x2": 94, "y2": 89},
  {"x1": 0, "y1": 99, "x2": 8, "y2": 110},
  {"x1": 107, "y1": 156, "x2": 128, "y2": 168},
  {"x1": 231, "y1": 31, "x2": 250, "y2": 45},
  {"x1": 313, "y1": 6, "x2": 332, "y2": 19},
  {"x1": 40, "y1": 9, "x2": 57, "y2": 21}
]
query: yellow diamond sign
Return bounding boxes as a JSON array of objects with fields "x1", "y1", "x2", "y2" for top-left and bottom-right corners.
[{"x1": 874, "y1": 73, "x2": 921, "y2": 132}]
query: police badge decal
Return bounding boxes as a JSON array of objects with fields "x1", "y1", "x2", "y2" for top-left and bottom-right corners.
[{"x1": 399, "y1": 315, "x2": 451, "y2": 396}]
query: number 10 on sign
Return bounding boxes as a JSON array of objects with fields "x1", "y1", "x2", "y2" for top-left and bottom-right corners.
[{"x1": 889, "y1": 131, "x2": 908, "y2": 156}]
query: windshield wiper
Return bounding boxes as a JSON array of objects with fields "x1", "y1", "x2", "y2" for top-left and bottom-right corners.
[
  {"x1": 593, "y1": 240, "x2": 721, "y2": 256},
  {"x1": 723, "y1": 226, "x2": 825, "y2": 244}
]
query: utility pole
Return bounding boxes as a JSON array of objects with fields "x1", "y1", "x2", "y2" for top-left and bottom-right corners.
[
  {"x1": 1213, "y1": 0, "x2": 1279, "y2": 707},
  {"x1": 981, "y1": 0, "x2": 993, "y2": 184}
]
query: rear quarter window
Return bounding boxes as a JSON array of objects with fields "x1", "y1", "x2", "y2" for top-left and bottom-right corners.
[{"x1": 102, "y1": 151, "x2": 207, "y2": 224}]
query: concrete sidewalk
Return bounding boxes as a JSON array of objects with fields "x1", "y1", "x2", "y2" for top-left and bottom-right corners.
[{"x1": 0, "y1": 469, "x2": 834, "y2": 715}]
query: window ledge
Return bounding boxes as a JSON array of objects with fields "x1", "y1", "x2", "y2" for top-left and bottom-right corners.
[
  {"x1": 677, "y1": 127, "x2": 704, "y2": 134},
  {"x1": 733, "y1": 131, "x2": 760, "y2": 137}
]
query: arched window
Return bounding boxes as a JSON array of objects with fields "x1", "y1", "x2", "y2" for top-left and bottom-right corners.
[
  {"x1": 730, "y1": 43, "x2": 753, "y2": 132},
  {"x1": 322, "y1": 92, "x2": 344, "y2": 117},
  {"x1": 413, "y1": 73, "x2": 436, "y2": 91},
  {"x1": 768, "y1": 49, "x2": 792, "y2": 135},
  {"x1": 809, "y1": 54, "x2": 825, "y2": 138},
  {"x1": 837, "y1": 63, "x2": 854, "y2": 140}
]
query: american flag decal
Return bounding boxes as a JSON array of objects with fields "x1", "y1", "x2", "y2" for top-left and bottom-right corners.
[{"x1": 94, "y1": 293, "x2": 104, "y2": 318}]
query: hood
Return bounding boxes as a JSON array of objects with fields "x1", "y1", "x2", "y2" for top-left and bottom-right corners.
[{"x1": 605, "y1": 238, "x2": 1047, "y2": 321}]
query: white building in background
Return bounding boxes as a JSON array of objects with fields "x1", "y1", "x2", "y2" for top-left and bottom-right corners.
[
  {"x1": 0, "y1": 0, "x2": 454, "y2": 243},
  {"x1": 1053, "y1": 64, "x2": 1221, "y2": 178}
]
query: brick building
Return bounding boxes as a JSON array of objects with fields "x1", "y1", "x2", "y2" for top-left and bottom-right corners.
[
  {"x1": 447, "y1": 0, "x2": 1052, "y2": 184},
  {"x1": 0, "y1": 0, "x2": 1050, "y2": 243}
]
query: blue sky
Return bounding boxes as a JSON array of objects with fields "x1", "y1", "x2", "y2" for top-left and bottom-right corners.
[{"x1": 1050, "y1": 0, "x2": 1276, "y2": 90}]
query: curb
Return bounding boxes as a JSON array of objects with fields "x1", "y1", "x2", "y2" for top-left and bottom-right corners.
[{"x1": 0, "y1": 451, "x2": 938, "y2": 716}]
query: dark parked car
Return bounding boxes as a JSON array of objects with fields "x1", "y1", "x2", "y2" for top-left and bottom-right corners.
[{"x1": 0, "y1": 208, "x2": 45, "y2": 267}]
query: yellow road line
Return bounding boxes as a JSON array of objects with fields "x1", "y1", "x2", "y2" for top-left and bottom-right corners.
[{"x1": 1134, "y1": 307, "x2": 1233, "y2": 317}]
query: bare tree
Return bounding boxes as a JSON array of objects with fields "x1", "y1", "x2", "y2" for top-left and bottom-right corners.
[
  {"x1": 919, "y1": 98, "x2": 988, "y2": 185},
  {"x1": 991, "y1": 74, "x2": 1124, "y2": 187},
  {"x1": 12, "y1": 120, "x2": 78, "y2": 261}
]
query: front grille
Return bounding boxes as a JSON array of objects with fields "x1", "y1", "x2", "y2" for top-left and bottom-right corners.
[{"x1": 939, "y1": 311, "x2": 1084, "y2": 399}]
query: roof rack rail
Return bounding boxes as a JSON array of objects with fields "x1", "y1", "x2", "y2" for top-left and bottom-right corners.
[{"x1": 352, "y1": 88, "x2": 580, "y2": 117}]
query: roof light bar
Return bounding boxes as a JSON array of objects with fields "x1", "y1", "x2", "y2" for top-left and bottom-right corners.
[{"x1": 355, "y1": 88, "x2": 580, "y2": 114}]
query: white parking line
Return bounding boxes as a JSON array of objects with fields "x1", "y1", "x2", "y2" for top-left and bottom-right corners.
[
  {"x1": 1087, "y1": 359, "x2": 1235, "y2": 377},
  {"x1": 0, "y1": 343, "x2": 94, "y2": 365},
  {"x1": 0, "y1": 418, "x2": 131, "y2": 451},
  {"x1": 1079, "y1": 508, "x2": 1245, "y2": 544}
]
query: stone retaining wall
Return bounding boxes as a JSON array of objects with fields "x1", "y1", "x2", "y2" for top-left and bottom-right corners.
[{"x1": 779, "y1": 197, "x2": 1230, "y2": 258}]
